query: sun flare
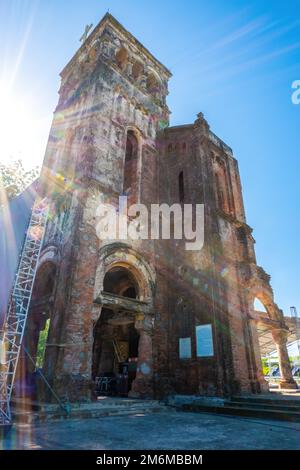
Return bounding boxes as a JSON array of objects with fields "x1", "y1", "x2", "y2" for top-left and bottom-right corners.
[{"x1": 0, "y1": 80, "x2": 45, "y2": 169}]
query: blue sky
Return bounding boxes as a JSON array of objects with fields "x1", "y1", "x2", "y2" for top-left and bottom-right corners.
[{"x1": 0, "y1": 0, "x2": 299, "y2": 317}]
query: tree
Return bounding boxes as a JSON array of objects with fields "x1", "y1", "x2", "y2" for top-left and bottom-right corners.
[
  {"x1": 0, "y1": 158, "x2": 39, "y2": 201},
  {"x1": 261, "y1": 357, "x2": 270, "y2": 376},
  {"x1": 35, "y1": 318, "x2": 50, "y2": 369}
]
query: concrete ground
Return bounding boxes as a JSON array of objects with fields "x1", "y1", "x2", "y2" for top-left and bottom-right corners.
[{"x1": 2, "y1": 410, "x2": 300, "y2": 450}]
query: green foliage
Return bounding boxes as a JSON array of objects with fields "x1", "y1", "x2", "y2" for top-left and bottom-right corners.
[
  {"x1": 35, "y1": 318, "x2": 50, "y2": 369},
  {"x1": 261, "y1": 357, "x2": 269, "y2": 376},
  {"x1": 290, "y1": 356, "x2": 300, "y2": 363},
  {"x1": 0, "y1": 158, "x2": 39, "y2": 200}
]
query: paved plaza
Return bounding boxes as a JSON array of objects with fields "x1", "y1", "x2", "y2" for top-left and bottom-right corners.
[{"x1": 2, "y1": 410, "x2": 300, "y2": 450}]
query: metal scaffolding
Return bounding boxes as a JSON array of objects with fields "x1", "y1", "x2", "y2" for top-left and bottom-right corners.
[{"x1": 0, "y1": 198, "x2": 49, "y2": 426}]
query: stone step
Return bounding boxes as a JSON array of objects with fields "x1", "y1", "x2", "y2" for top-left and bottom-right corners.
[
  {"x1": 11, "y1": 397, "x2": 160, "y2": 412},
  {"x1": 93, "y1": 398, "x2": 160, "y2": 408},
  {"x1": 11, "y1": 400, "x2": 167, "y2": 424},
  {"x1": 225, "y1": 400, "x2": 300, "y2": 413},
  {"x1": 11, "y1": 399, "x2": 58, "y2": 413},
  {"x1": 230, "y1": 395, "x2": 300, "y2": 407},
  {"x1": 180, "y1": 403, "x2": 300, "y2": 422}
]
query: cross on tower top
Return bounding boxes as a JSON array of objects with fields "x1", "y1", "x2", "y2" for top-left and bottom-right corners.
[{"x1": 80, "y1": 24, "x2": 93, "y2": 43}]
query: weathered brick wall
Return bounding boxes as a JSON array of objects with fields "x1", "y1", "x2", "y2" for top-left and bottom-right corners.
[
  {"x1": 153, "y1": 115, "x2": 267, "y2": 396},
  {"x1": 30, "y1": 14, "x2": 269, "y2": 402}
]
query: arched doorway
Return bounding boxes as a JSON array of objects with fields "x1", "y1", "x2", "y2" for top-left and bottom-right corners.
[
  {"x1": 92, "y1": 266, "x2": 141, "y2": 396},
  {"x1": 15, "y1": 261, "x2": 56, "y2": 398}
]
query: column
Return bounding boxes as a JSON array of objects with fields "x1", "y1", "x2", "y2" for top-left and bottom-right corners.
[
  {"x1": 271, "y1": 328, "x2": 298, "y2": 389},
  {"x1": 129, "y1": 315, "x2": 154, "y2": 398},
  {"x1": 249, "y1": 318, "x2": 269, "y2": 393}
]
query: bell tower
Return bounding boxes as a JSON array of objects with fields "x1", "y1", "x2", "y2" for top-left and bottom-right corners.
[
  {"x1": 20, "y1": 13, "x2": 293, "y2": 403},
  {"x1": 41, "y1": 13, "x2": 171, "y2": 203},
  {"x1": 36, "y1": 14, "x2": 172, "y2": 400}
]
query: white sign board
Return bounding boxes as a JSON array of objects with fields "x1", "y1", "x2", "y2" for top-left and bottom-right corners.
[
  {"x1": 196, "y1": 324, "x2": 214, "y2": 357},
  {"x1": 179, "y1": 337, "x2": 192, "y2": 359}
]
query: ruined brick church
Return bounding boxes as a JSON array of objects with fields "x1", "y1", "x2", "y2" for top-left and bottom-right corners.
[{"x1": 21, "y1": 13, "x2": 297, "y2": 402}]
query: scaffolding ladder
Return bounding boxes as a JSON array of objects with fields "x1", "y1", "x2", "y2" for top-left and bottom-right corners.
[{"x1": 0, "y1": 198, "x2": 49, "y2": 426}]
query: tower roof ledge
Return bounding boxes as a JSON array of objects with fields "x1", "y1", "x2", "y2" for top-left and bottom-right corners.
[{"x1": 60, "y1": 13, "x2": 172, "y2": 79}]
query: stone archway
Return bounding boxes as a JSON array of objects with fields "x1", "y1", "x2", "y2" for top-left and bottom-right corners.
[
  {"x1": 15, "y1": 255, "x2": 58, "y2": 399},
  {"x1": 249, "y1": 288, "x2": 297, "y2": 390},
  {"x1": 93, "y1": 244, "x2": 155, "y2": 398}
]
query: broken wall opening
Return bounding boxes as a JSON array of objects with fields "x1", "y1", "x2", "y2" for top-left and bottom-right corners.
[
  {"x1": 92, "y1": 309, "x2": 140, "y2": 396},
  {"x1": 92, "y1": 265, "x2": 142, "y2": 396},
  {"x1": 14, "y1": 261, "x2": 56, "y2": 398}
]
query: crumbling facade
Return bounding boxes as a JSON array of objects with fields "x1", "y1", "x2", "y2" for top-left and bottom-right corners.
[{"x1": 20, "y1": 14, "x2": 297, "y2": 402}]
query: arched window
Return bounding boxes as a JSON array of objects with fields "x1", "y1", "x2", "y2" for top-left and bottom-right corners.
[
  {"x1": 175, "y1": 298, "x2": 194, "y2": 344},
  {"x1": 132, "y1": 60, "x2": 143, "y2": 80},
  {"x1": 214, "y1": 160, "x2": 230, "y2": 213},
  {"x1": 237, "y1": 226, "x2": 249, "y2": 259},
  {"x1": 147, "y1": 72, "x2": 160, "y2": 96},
  {"x1": 123, "y1": 130, "x2": 139, "y2": 205},
  {"x1": 253, "y1": 298, "x2": 268, "y2": 313},
  {"x1": 215, "y1": 172, "x2": 225, "y2": 211},
  {"x1": 103, "y1": 266, "x2": 139, "y2": 299},
  {"x1": 115, "y1": 47, "x2": 128, "y2": 71},
  {"x1": 179, "y1": 171, "x2": 185, "y2": 203}
]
